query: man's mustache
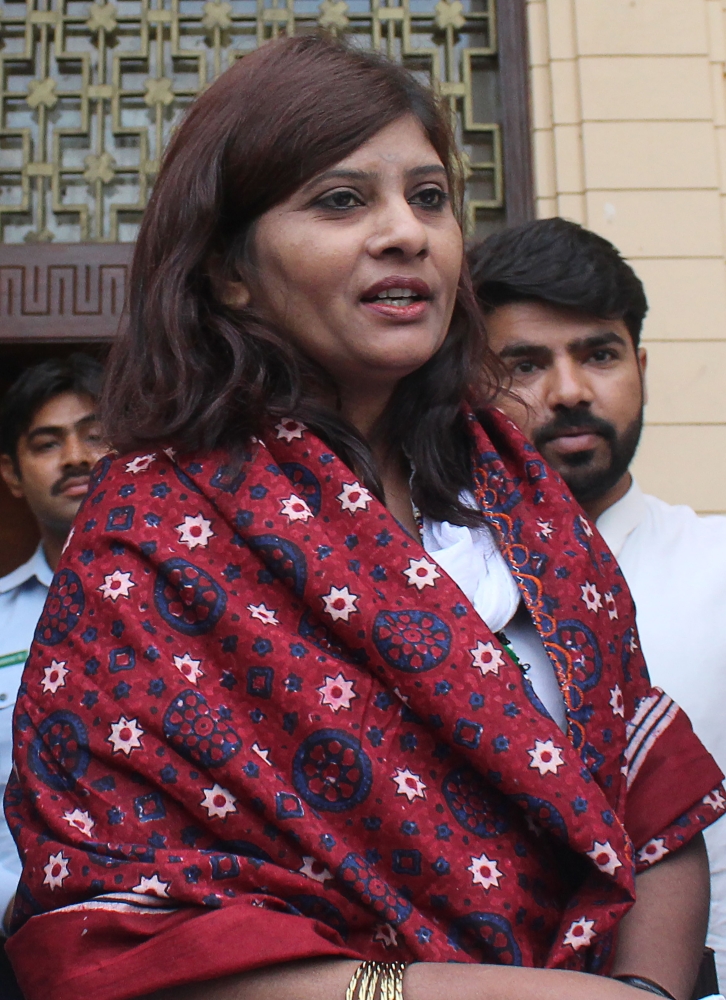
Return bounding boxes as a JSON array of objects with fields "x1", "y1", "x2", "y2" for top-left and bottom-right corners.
[
  {"x1": 534, "y1": 409, "x2": 617, "y2": 450},
  {"x1": 51, "y1": 465, "x2": 92, "y2": 497}
]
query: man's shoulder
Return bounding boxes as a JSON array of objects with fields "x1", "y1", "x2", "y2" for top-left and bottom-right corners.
[{"x1": 640, "y1": 492, "x2": 726, "y2": 537}]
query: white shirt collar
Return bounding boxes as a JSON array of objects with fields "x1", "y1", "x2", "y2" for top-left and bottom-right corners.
[
  {"x1": 596, "y1": 478, "x2": 648, "y2": 558},
  {"x1": 0, "y1": 544, "x2": 53, "y2": 594}
]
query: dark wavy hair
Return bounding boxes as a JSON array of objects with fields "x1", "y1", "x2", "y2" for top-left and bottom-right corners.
[
  {"x1": 468, "y1": 217, "x2": 649, "y2": 346},
  {"x1": 102, "y1": 33, "x2": 501, "y2": 526}
]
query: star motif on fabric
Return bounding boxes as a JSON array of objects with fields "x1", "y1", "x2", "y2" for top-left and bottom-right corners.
[
  {"x1": 608, "y1": 684, "x2": 624, "y2": 718},
  {"x1": 337, "y1": 481, "x2": 373, "y2": 515},
  {"x1": 175, "y1": 513, "x2": 215, "y2": 550},
  {"x1": 125, "y1": 453, "x2": 156, "y2": 474},
  {"x1": 373, "y1": 923, "x2": 398, "y2": 948},
  {"x1": 162, "y1": 446, "x2": 177, "y2": 460},
  {"x1": 391, "y1": 767, "x2": 426, "y2": 802},
  {"x1": 470, "y1": 640, "x2": 505, "y2": 678},
  {"x1": 173, "y1": 653, "x2": 204, "y2": 685},
  {"x1": 704, "y1": 790, "x2": 726, "y2": 812},
  {"x1": 586, "y1": 840, "x2": 622, "y2": 877},
  {"x1": 317, "y1": 672, "x2": 357, "y2": 712},
  {"x1": 536, "y1": 519, "x2": 554, "y2": 540},
  {"x1": 62, "y1": 808, "x2": 95, "y2": 838},
  {"x1": 247, "y1": 603, "x2": 279, "y2": 626},
  {"x1": 43, "y1": 851, "x2": 70, "y2": 890},
  {"x1": 563, "y1": 916, "x2": 596, "y2": 951},
  {"x1": 107, "y1": 716, "x2": 144, "y2": 755},
  {"x1": 280, "y1": 493, "x2": 314, "y2": 522},
  {"x1": 132, "y1": 873, "x2": 170, "y2": 898},
  {"x1": 41, "y1": 659, "x2": 69, "y2": 694},
  {"x1": 578, "y1": 515, "x2": 594, "y2": 538},
  {"x1": 604, "y1": 591, "x2": 618, "y2": 621},
  {"x1": 402, "y1": 556, "x2": 441, "y2": 590},
  {"x1": 637, "y1": 837, "x2": 669, "y2": 865},
  {"x1": 251, "y1": 743, "x2": 272, "y2": 765},
  {"x1": 393, "y1": 686, "x2": 410, "y2": 706},
  {"x1": 527, "y1": 738, "x2": 565, "y2": 776},
  {"x1": 580, "y1": 581, "x2": 602, "y2": 614},
  {"x1": 61, "y1": 527, "x2": 75, "y2": 554},
  {"x1": 467, "y1": 852, "x2": 504, "y2": 892},
  {"x1": 321, "y1": 585, "x2": 359, "y2": 622},
  {"x1": 98, "y1": 569, "x2": 136, "y2": 602},
  {"x1": 275, "y1": 419, "x2": 306, "y2": 442},
  {"x1": 299, "y1": 857, "x2": 333, "y2": 884},
  {"x1": 629, "y1": 633, "x2": 639, "y2": 653},
  {"x1": 201, "y1": 783, "x2": 237, "y2": 819}
]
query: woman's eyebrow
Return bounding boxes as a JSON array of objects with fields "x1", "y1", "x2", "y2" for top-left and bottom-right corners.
[{"x1": 303, "y1": 162, "x2": 447, "y2": 191}]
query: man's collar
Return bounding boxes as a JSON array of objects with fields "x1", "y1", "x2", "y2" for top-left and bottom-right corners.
[
  {"x1": 0, "y1": 544, "x2": 53, "y2": 594},
  {"x1": 596, "y1": 478, "x2": 648, "y2": 559}
]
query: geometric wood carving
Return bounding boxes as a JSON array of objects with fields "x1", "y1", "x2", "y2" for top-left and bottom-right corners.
[{"x1": 0, "y1": 243, "x2": 133, "y2": 342}]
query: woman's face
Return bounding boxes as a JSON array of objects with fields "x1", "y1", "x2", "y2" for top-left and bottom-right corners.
[{"x1": 237, "y1": 114, "x2": 463, "y2": 394}]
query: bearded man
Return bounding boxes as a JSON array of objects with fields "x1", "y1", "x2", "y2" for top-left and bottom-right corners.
[{"x1": 469, "y1": 217, "x2": 726, "y2": 989}]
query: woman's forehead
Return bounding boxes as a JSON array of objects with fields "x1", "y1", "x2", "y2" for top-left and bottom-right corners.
[{"x1": 315, "y1": 115, "x2": 444, "y2": 177}]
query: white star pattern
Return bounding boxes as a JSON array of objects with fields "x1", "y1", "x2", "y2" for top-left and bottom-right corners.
[
  {"x1": 704, "y1": 790, "x2": 726, "y2": 812},
  {"x1": 604, "y1": 591, "x2": 618, "y2": 621},
  {"x1": 580, "y1": 581, "x2": 602, "y2": 614},
  {"x1": 107, "y1": 716, "x2": 144, "y2": 756},
  {"x1": 62, "y1": 808, "x2": 95, "y2": 838},
  {"x1": 536, "y1": 519, "x2": 554, "y2": 540},
  {"x1": 201, "y1": 783, "x2": 237, "y2": 819},
  {"x1": 173, "y1": 653, "x2": 204, "y2": 685},
  {"x1": 132, "y1": 873, "x2": 170, "y2": 898},
  {"x1": 402, "y1": 556, "x2": 441, "y2": 591},
  {"x1": 98, "y1": 569, "x2": 136, "y2": 602},
  {"x1": 373, "y1": 923, "x2": 398, "y2": 948},
  {"x1": 578, "y1": 515, "x2": 594, "y2": 538},
  {"x1": 391, "y1": 767, "x2": 426, "y2": 802},
  {"x1": 527, "y1": 738, "x2": 565, "y2": 777},
  {"x1": 563, "y1": 916, "x2": 596, "y2": 951},
  {"x1": 43, "y1": 851, "x2": 70, "y2": 890},
  {"x1": 41, "y1": 659, "x2": 69, "y2": 694},
  {"x1": 321, "y1": 585, "x2": 359, "y2": 623},
  {"x1": 637, "y1": 838, "x2": 669, "y2": 865},
  {"x1": 393, "y1": 686, "x2": 410, "y2": 706},
  {"x1": 299, "y1": 857, "x2": 333, "y2": 884},
  {"x1": 176, "y1": 513, "x2": 215, "y2": 550},
  {"x1": 247, "y1": 603, "x2": 280, "y2": 627},
  {"x1": 61, "y1": 527, "x2": 75, "y2": 554},
  {"x1": 629, "y1": 633, "x2": 639, "y2": 653},
  {"x1": 337, "y1": 481, "x2": 373, "y2": 515},
  {"x1": 275, "y1": 419, "x2": 306, "y2": 442},
  {"x1": 163, "y1": 446, "x2": 177, "y2": 461},
  {"x1": 467, "y1": 852, "x2": 504, "y2": 892},
  {"x1": 280, "y1": 494, "x2": 314, "y2": 522},
  {"x1": 318, "y1": 672, "x2": 357, "y2": 712},
  {"x1": 125, "y1": 453, "x2": 156, "y2": 474},
  {"x1": 470, "y1": 640, "x2": 505, "y2": 678},
  {"x1": 251, "y1": 743, "x2": 272, "y2": 766},
  {"x1": 609, "y1": 684, "x2": 624, "y2": 718},
  {"x1": 586, "y1": 840, "x2": 622, "y2": 877}
]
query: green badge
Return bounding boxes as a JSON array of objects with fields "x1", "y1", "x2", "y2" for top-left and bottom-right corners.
[{"x1": 0, "y1": 650, "x2": 28, "y2": 669}]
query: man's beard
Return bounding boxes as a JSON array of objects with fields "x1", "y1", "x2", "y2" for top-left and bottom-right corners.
[{"x1": 533, "y1": 406, "x2": 644, "y2": 506}]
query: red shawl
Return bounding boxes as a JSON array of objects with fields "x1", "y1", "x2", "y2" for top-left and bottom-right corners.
[{"x1": 5, "y1": 409, "x2": 723, "y2": 1000}]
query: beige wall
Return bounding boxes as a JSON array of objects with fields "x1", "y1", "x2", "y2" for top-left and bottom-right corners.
[{"x1": 527, "y1": 0, "x2": 726, "y2": 513}]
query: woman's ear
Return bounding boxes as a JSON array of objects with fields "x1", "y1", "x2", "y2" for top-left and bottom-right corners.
[{"x1": 218, "y1": 280, "x2": 251, "y2": 308}]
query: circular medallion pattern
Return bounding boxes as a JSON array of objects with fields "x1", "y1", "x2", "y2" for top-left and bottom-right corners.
[
  {"x1": 292, "y1": 729, "x2": 372, "y2": 812},
  {"x1": 27, "y1": 710, "x2": 90, "y2": 791},
  {"x1": 448, "y1": 912, "x2": 522, "y2": 965},
  {"x1": 163, "y1": 689, "x2": 241, "y2": 767},
  {"x1": 247, "y1": 535, "x2": 307, "y2": 597},
  {"x1": 372, "y1": 610, "x2": 451, "y2": 673},
  {"x1": 34, "y1": 569, "x2": 85, "y2": 646},
  {"x1": 511, "y1": 793, "x2": 568, "y2": 844},
  {"x1": 154, "y1": 558, "x2": 227, "y2": 636},
  {"x1": 338, "y1": 852, "x2": 412, "y2": 925},
  {"x1": 285, "y1": 894, "x2": 349, "y2": 940},
  {"x1": 442, "y1": 766, "x2": 510, "y2": 838},
  {"x1": 280, "y1": 463, "x2": 322, "y2": 516},
  {"x1": 556, "y1": 619, "x2": 602, "y2": 692}
]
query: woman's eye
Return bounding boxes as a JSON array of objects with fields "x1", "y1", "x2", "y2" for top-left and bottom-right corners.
[
  {"x1": 411, "y1": 186, "x2": 448, "y2": 209},
  {"x1": 317, "y1": 189, "x2": 363, "y2": 210},
  {"x1": 513, "y1": 360, "x2": 538, "y2": 375}
]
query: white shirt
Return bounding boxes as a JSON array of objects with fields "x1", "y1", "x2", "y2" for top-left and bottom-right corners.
[
  {"x1": 0, "y1": 545, "x2": 52, "y2": 923},
  {"x1": 597, "y1": 481, "x2": 726, "y2": 983}
]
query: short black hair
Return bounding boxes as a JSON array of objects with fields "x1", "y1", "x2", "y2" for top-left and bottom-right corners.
[
  {"x1": 468, "y1": 217, "x2": 648, "y2": 346},
  {"x1": 0, "y1": 353, "x2": 104, "y2": 462}
]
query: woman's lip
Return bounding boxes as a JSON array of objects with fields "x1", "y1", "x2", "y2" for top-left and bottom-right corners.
[
  {"x1": 545, "y1": 432, "x2": 602, "y2": 453},
  {"x1": 360, "y1": 276, "x2": 432, "y2": 300},
  {"x1": 360, "y1": 299, "x2": 430, "y2": 322}
]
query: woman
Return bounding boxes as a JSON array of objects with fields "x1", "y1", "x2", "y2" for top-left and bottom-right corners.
[{"x1": 5, "y1": 35, "x2": 723, "y2": 1000}]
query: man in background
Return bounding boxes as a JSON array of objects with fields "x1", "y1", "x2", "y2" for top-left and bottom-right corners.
[
  {"x1": 0, "y1": 353, "x2": 106, "y2": 994},
  {"x1": 468, "y1": 217, "x2": 726, "y2": 986}
]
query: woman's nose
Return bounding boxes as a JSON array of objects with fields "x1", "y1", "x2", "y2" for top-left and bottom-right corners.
[{"x1": 366, "y1": 197, "x2": 429, "y2": 260}]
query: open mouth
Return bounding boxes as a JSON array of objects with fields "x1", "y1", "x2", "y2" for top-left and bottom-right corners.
[
  {"x1": 360, "y1": 277, "x2": 432, "y2": 318},
  {"x1": 362, "y1": 287, "x2": 426, "y2": 308}
]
